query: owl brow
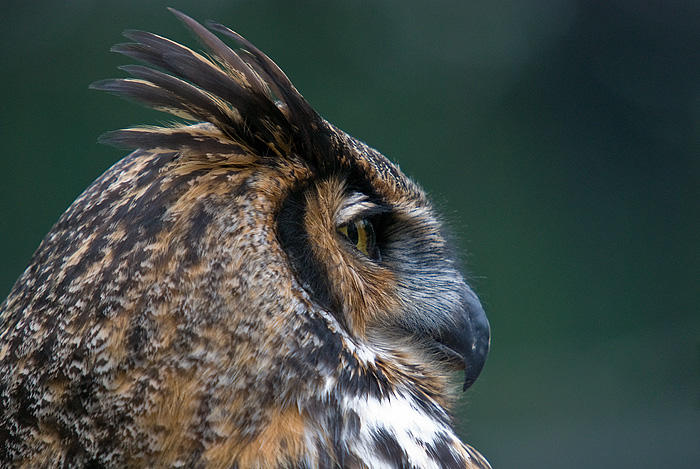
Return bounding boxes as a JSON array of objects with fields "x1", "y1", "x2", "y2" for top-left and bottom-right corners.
[{"x1": 334, "y1": 192, "x2": 388, "y2": 226}]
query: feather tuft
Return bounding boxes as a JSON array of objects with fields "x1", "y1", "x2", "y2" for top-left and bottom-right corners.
[{"x1": 94, "y1": 8, "x2": 322, "y2": 161}]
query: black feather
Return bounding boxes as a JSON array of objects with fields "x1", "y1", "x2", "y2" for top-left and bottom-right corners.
[
  {"x1": 98, "y1": 129, "x2": 245, "y2": 157},
  {"x1": 111, "y1": 42, "x2": 173, "y2": 73},
  {"x1": 167, "y1": 7, "x2": 268, "y2": 97},
  {"x1": 117, "y1": 65, "x2": 237, "y2": 135},
  {"x1": 204, "y1": 20, "x2": 318, "y2": 128},
  {"x1": 89, "y1": 79, "x2": 197, "y2": 120}
]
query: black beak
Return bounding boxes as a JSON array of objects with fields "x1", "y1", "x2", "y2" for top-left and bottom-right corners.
[{"x1": 434, "y1": 288, "x2": 490, "y2": 391}]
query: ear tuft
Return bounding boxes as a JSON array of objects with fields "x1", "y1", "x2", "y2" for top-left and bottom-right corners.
[{"x1": 94, "y1": 8, "x2": 324, "y2": 162}]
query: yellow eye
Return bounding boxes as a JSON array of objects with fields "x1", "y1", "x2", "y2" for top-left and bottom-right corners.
[{"x1": 338, "y1": 218, "x2": 377, "y2": 258}]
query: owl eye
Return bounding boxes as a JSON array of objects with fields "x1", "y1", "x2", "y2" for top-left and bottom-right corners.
[{"x1": 338, "y1": 218, "x2": 379, "y2": 260}]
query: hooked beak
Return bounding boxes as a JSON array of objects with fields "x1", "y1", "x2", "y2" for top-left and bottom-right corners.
[{"x1": 432, "y1": 288, "x2": 490, "y2": 391}]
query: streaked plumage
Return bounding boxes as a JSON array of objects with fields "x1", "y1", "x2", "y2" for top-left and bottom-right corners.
[{"x1": 0, "y1": 9, "x2": 491, "y2": 468}]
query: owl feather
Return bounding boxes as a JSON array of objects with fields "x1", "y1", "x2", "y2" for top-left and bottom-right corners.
[{"x1": 0, "y1": 9, "x2": 491, "y2": 468}]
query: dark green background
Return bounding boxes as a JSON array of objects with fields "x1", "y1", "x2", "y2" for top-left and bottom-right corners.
[{"x1": 1, "y1": 1, "x2": 698, "y2": 467}]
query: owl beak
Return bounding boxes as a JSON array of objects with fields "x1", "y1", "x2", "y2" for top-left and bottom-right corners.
[{"x1": 433, "y1": 288, "x2": 490, "y2": 391}]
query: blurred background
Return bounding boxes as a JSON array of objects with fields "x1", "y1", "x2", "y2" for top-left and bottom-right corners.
[{"x1": 1, "y1": 1, "x2": 698, "y2": 467}]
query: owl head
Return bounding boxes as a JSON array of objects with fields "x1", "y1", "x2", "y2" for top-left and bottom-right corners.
[
  {"x1": 93, "y1": 8, "x2": 489, "y2": 392},
  {"x1": 0, "y1": 8, "x2": 491, "y2": 467}
]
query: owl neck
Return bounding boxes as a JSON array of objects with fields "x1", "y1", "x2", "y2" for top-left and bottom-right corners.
[{"x1": 292, "y1": 328, "x2": 476, "y2": 467}]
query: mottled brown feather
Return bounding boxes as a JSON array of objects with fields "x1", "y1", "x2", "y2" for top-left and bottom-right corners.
[{"x1": 0, "y1": 9, "x2": 492, "y2": 468}]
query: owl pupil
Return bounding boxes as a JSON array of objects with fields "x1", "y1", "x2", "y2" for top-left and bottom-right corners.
[
  {"x1": 346, "y1": 222, "x2": 359, "y2": 245},
  {"x1": 337, "y1": 218, "x2": 379, "y2": 260}
]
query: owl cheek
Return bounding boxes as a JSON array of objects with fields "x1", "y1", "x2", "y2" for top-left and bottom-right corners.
[
  {"x1": 326, "y1": 258, "x2": 399, "y2": 338},
  {"x1": 277, "y1": 185, "x2": 397, "y2": 338}
]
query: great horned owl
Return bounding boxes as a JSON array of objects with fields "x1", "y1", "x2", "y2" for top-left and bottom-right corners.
[{"x1": 0, "y1": 9, "x2": 491, "y2": 468}]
